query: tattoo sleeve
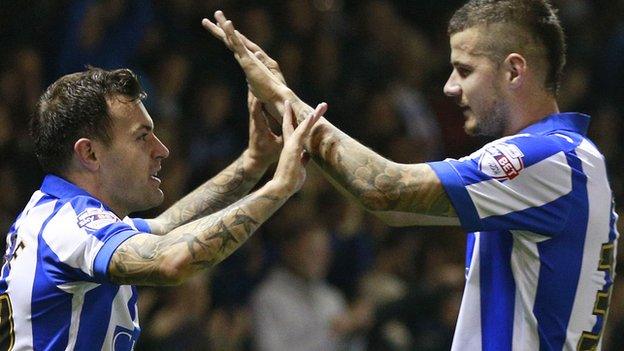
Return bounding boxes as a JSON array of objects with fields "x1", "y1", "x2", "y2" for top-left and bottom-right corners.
[
  {"x1": 289, "y1": 99, "x2": 457, "y2": 222},
  {"x1": 109, "y1": 182, "x2": 288, "y2": 286},
  {"x1": 147, "y1": 152, "x2": 267, "y2": 235}
]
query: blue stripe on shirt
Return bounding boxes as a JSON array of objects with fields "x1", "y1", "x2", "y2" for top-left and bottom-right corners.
[
  {"x1": 131, "y1": 218, "x2": 151, "y2": 233},
  {"x1": 92, "y1": 226, "x2": 139, "y2": 283},
  {"x1": 428, "y1": 160, "x2": 481, "y2": 230},
  {"x1": 533, "y1": 151, "x2": 587, "y2": 350},
  {"x1": 75, "y1": 284, "x2": 120, "y2": 350},
  {"x1": 477, "y1": 197, "x2": 571, "y2": 235},
  {"x1": 128, "y1": 286, "x2": 139, "y2": 321},
  {"x1": 480, "y1": 230, "x2": 515, "y2": 351}
]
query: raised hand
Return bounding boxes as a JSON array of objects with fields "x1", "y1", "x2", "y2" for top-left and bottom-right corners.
[
  {"x1": 272, "y1": 100, "x2": 328, "y2": 195},
  {"x1": 202, "y1": 11, "x2": 288, "y2": 106},
  {"x1": 247, "y1": 91, "x2": 282, "y2": 167}
]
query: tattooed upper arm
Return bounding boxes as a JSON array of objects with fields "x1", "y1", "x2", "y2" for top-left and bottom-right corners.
[
  {"x1": 108, "y1": 233, "x2": 187, "y2": 286},
  {"x1": 395, "y1": 163, "x2": 456, "y2": 218},
  {"x1": 368, "y1": 163, "x2": 459, "y2": 226},
  {"x1": 367, "y1": 162, "x2": 457, "y2": 220}
]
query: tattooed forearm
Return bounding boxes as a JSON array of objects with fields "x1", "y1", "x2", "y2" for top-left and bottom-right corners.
[
  {"x1": 291, "y1": 101, "x2": 317, "y2": 124},
  {"x1": 110, "y1": 185, "x2": 288, "y2": 286},
  {"x1": 287, "y1": 100, "x2": 456, "y2": 219},
  {"x1": 149, "y1": 152, "x2": 268, "y2": 235}
]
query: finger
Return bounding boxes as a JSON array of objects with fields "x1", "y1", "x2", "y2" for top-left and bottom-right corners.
[
  {"x1": 231, "y1": 29, "x2": 253, "y2": 57},
  {"x1": 215, "y1": 10, "x2": 228, "y2": 27},
  {"x1": 249, "y1": 93, "x2": 261, "y2": 116},
  {"x1": 218, "y1": 19, "x2": 246, "y2": 57},
  {"x1": 294, "y1": 102, "x2": 327, "y2": 138},
  {"x1": 250, "y1": 97, "x2": 271, "y2": 131},
  {"x1": 262, "y1": 105, "x2": 283, "y2": 135},
  {"x1": 201, "y1": 18, "x2": 226, "y2": 41},
  {"x1": 281, "y1": 100, "x2": 295, "y2": 140},
  {"x1": 237, "y1": 31, "x2": 263, "y2": 53}
]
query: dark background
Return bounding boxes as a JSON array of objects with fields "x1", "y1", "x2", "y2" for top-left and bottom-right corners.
[{"x1": 1, "y1": 1, "x2": 623, "y2": 350}]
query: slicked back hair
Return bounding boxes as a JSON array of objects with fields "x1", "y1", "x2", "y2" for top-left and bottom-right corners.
[
  {"x1": 448, "y1": 0, "x2": 566, "y2": 95},
  {"x1": 31, "y1": 67, "x2": 146, "y2": 175}
]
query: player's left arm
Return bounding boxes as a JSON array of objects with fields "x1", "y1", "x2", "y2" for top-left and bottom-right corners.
[{"x1": 146, "y1": 92, "x2": 282, "y2": 235}]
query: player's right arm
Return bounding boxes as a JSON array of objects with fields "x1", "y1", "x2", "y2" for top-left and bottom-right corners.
[
  {"x1": 108, "y1": 101, "x2": 328, "y2": 286},
  {"x1": 304, "y1": 117, "x2": 458, "y2": 226},
  {"x1": 202, "y1": 11, "x2": 458, "y2": 226},
  {"x1": 109, "y1": 182, "x2": 290, "y2": 286}
]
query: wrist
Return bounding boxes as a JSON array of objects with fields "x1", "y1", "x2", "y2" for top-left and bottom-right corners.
[
  {"x1": 264, "y1": 179, "x2": 297, "y2": 198},
  {"x1": 242, "y1": 149, "x2": 272, "y2": 175},
  {"x1": 271, "y1": 87, "x2": 297, "y2": 115}
]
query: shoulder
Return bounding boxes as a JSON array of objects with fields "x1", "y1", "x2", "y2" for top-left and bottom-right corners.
[
  {"x1": 45, "y1": 195, "x2": 121, "y2": 235},
  {"x1": 465, "y1": 132, "x2": 582, "y2": 180}
]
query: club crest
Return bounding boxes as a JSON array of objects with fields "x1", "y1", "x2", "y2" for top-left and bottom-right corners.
[{"x1": 478, "y1": 142, "x2": 525, "y2": 180}]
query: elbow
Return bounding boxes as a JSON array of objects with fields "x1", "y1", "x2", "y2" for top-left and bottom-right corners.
[
  {"x1": 157, "y1": 266, "x2": 186, "y2": 286},
  {"x1": 157, "y1": 249, "x2": 222, "y2": 286},
  {"x1": 157, "y1": 252, "x2": 195, "y2": 286}
]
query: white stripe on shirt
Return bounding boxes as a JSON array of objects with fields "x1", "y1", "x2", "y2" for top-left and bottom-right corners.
[{"x1": 466, "y1": 151, "x2": 572, "y2": 219}]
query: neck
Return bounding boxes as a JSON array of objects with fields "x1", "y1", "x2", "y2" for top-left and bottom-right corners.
[
  {"x1": 505, "y1": 95, "x2": 559, "y2": 135},
  {"x1": 64, "y1": 170, "x2": 127, "y2": 218}
]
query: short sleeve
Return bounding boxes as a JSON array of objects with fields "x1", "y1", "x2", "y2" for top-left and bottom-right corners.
[
  {"x1": 124, "y1": 217, "x2": 151, "y2": 233},
  {"x1": 428, "y1": 134, "x2": 577, "y2": 235},
  {"x1": 41, "y1": 197, "x2": 141, "y2": 284}
]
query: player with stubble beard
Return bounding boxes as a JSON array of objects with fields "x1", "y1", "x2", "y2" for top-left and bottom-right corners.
[
  {"x1": 0, "y1": 67, "x2": 327, "y2": 350},
  {"x1": 204, "y1": 1, "x2": 619, "y2": 349}
]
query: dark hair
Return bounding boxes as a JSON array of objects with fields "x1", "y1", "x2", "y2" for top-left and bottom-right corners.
[
  {"x1": 31, "y1": 67, "x2": 146, "y2": 174},
  {"x1": 448, "y1": 0, "x2": 566, "y2": 95}
]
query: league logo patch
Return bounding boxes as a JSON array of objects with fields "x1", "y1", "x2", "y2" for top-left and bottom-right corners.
[
  {"x1": 77, "y1": 208, "x2": 119, "y2": 231},
  {"x1": 478, "y1": 142, "x2": 525, "y2": 180}
]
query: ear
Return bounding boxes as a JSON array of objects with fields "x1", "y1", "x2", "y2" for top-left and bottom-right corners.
[
  {"x1": 73, "y1": 138, "x2": 99, "y2": 172},
  {"x1": 504, "y1": 53, "x2": 527, "y2": 89}
]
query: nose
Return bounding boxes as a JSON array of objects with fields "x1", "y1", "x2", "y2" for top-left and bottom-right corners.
[
  {"x1": 444, "y1": 72, "x2": 461, "y2": 97},
  {"x1": 153, "y1": 135, "x2": 170, "y2": 160}
]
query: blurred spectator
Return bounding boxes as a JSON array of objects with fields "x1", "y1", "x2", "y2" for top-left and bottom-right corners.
[
  {"x1": 56, "y1": 0, "x2": 153, "y2": 75},
  {"x1": 185, "y1": 79, "x2": 243, "y2": 186},
  {"x1": 251, "y1": 217, "x2": 369, "y2": 351},
  {"x1": 137, "y1": 274, "x2": 211, "y2": 350}
]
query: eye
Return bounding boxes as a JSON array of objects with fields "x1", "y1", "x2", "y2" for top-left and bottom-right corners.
[
  {"x1": 137, "y1": 133, "x2": 148, "y2": 141},
  {"x1": 457, "y1": 65, "x2": 473, "y2": 78}
]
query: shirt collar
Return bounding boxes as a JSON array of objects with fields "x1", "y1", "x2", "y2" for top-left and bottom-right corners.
[
  {"x1": 40, "y1": 174, "x2": 94, "y2": 200},
  {"x1": 518, "y1": 112, "x2": 590, "y2": 136}
]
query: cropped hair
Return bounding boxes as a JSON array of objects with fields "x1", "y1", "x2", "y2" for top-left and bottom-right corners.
[
  {"x1": 31, "y1": 67, "x2": 146, "y2": 174},
  {"x1": 448, "y1": 0, "x2": 566, "y2": 95}
]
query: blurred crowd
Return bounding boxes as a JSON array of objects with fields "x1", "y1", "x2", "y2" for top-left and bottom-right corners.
[{"x1": 1, "y1": 0, "x2": 623, "y2": 350}]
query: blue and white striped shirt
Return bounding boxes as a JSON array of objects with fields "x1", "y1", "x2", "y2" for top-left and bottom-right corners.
[
  {"x1": 429, "y1": 113, "x2": 619, "y2": 351},
  {"x1": 0, "y1": 175, "x2": 150, "y2": 350}
]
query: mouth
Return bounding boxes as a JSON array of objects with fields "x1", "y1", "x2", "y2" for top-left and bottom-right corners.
[
  {"x1": 150, "y1": 169, "x2": 162, "y2": 183},
  {"x1": 460, "y1": 105, "x2": 472, "y2": 117}
]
